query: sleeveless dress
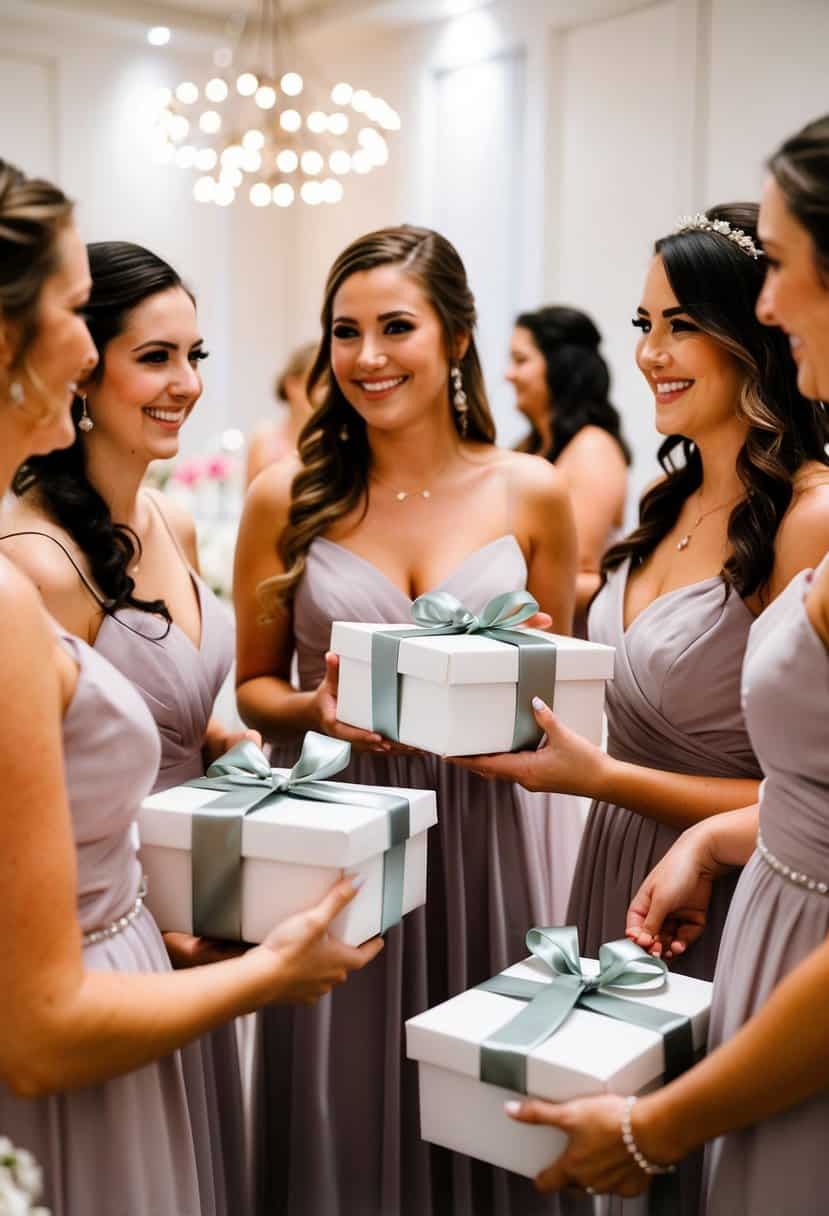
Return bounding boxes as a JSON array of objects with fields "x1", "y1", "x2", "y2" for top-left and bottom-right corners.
[
  {"x1": 94, "y1": 570, "x2": 248, "y2": 1216},
  {"x1": 702, "y1": 563, "x2": 829, "y2": 1214},
  {"x1": 0, "y1": 632, "x2": 217, "y2": 1216},
  {"x1": 253, "y1": 534, "x2": 580, "y2": 1216}
]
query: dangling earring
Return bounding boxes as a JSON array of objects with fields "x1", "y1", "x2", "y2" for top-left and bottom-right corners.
[
  {"x1": 8, "y1": 380, "x2": 24, "y2": 405},
  {"x1": 77, "y1": 393, "x2": 94, "y2": 432},
  {"x1": 338, "y1": 421, "x2": 350, "y2": 442},
  {"x1": 451, "y1": 364, "x2": 468, "y2": 438}
]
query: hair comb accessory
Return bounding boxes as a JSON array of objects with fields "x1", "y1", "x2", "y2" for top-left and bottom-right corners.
[{"x1": 673, "y1": 214, "x2": 762, "y2": 260}]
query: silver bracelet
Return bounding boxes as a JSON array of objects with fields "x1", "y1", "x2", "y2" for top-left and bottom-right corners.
[{"x1": 620, "y1": 1096, "x2": 676, "y2": 1177}]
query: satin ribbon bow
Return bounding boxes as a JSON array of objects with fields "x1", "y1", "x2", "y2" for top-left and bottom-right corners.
[
  {"x1": 370, "y1": 590, "x2": 557, "y2": 749},
  {"x1": 478, "y1": 925, "x2": 694, "y2": 1095},
  {"x1": 186, "y1": 733, "x2": 411, "y2": 940}
]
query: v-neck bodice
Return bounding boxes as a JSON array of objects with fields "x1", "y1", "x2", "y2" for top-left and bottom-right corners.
[{"x1": 293, "y1": 533, "x2": 528, "y2": 690}]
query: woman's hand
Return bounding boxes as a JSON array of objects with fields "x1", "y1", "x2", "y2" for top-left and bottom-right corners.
[
  {"x1": 256, "y1": 874, "x2": 384, "y2": 1004},
  {"x1": 163, "y1": 933, "x2": 248, "y2": 969},
  {"x1": 202, "y1": 725, "x2": 263, "y2": 768},
  {"x1": 450, "y1": 695, "x2": 606, "y2": 797},
  {"x1": 312, "y1": 652, "x2": 421, "y2": 756},
  {"x1": 625, "y1": 822, "x2": 730, "y2": 960},
  {"x1": 506, "y1": 1095, "x2": 654, "y2": 1197}
]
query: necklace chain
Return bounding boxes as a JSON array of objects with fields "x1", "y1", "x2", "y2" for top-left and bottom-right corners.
[
  {"x1": 369, "y1": 455, "x2": 456, "y2": 503},
  {"x1": 676, "y1": 489, "x2": 743, "y2": 552}
]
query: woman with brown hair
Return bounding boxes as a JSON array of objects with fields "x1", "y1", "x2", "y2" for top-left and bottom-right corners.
[
  {"x1": 233, "y1": 224, "x2": 578, "y2": 1214},
  {"x1": 245, "y1": 339, "x2": 319, "y2": 485}
]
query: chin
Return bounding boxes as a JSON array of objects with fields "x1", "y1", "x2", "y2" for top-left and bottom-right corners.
[{"x1": 796, "y1": 359, "x2": 823, "y2": 402}]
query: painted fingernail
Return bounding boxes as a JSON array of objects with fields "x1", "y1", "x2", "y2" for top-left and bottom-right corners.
[
  {"x1": 504, "y1": 1101, "x2": 521, "y2": 1115},
  {"x1": 347, "y1": 872, "x2": 367, "y2": 891},
  {"x1": 531, "y1": 696, "x2": 547, "y2": 711}
]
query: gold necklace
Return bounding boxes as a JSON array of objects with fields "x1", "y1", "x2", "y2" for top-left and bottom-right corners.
[
  {"x1": 676, "y1": 490, "x2": 743, "y2": 552},
  {"x1": 369, "y1": 456, "x2": 456, "y2": 503}
]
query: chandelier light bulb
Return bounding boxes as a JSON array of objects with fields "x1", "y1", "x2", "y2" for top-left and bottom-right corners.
[
  {"x1": 205, "y1": 77, "x2": 228, "y2": 103},
  {"x1": 300, "y1": 149, "x2": 323, "y2": 176},
  {"x1": 236, "y1": 72, "x2": 258, "y2": 97},
  {"x1": 219, "y1": 166, "x2": 243, "y2": 189},
  {"x1": 168, "y1": 114, "x2": 190, "y2": 142},
  {"x1": 366, "y1": 98, "x2": 388, "y2": 124},
  {"x1": 255, "y1": 84, "x2": 277, "y2": 110},
  {"x1": 351, "y1": 89, "x2": 371, "y2": 113},
  {"x1": 175, "y1": 144, "x2": 197, "y2": 168},
  {"x1": 195, "y1": 147, "x2": 218, "y2": 171},
  {"x1": 300, "y1": 180, "x2": 322, "y2": 205},
  {"x1": 329, "y1": 149, "x2": 351, "y2": 175},
  {"x1": 279, "y1": 109, "x2": 301, "y2": 133},
  {"x1": 250, "y1": 182, "x2": 271, "y2": 207},
  {"x1": 351, "y1": 149, "x2": 372, "y2": 174},
  {"x1": 321, "y1": 177, "x2": 344, "y2": 204},
  {"x1": 241, "y1": 148, "x2": 262, "y2": 173},
  {"x1": 193, "y1": 176, "x2": 216, "y2": 203},
  {"x1": 213, "y1": 47, "x2": 233, "y2": 69},
  {"x1": 383, "y1": 108, "x2": 401, "y2": 131},
  {"x1": 272, "y1": 182, "x2": 295, "y2": 207},
  {"x1": 330, "y1": 82, "x2": 352, "y2": 106},
  {"x1": 276, "y1": 148, "x2": 299, "y2": 173},
  {"x1": 306, "y1": 111, "x2": 327, "y2": 134},
  {"x1": 147, "y1": 26, "x2": 171, "y2": 46},
  {"x1": 199, "y1": 110, "x2": 222, "y2": 134},
  {"x1": 215, "y1": 182, "x2": 235, "y2": 207},
  {"x1": 327, "y1": 112, "x2": 349, "y2": 136},
  {"x1": 175, "y1": 81, "x2": 199, "y2": 105},
  {"x1": 280, "y1": 72, "x2": 303, "y2": 96},
  {"x1": 242, "y1": 129, "x2": 266, "y2": 151},
  {"x1": 358, "y1": 126, "x2": 380, "y2": 148},
  {"x1": 221, "y1": 144, "x2": 243, "y2": 167}
]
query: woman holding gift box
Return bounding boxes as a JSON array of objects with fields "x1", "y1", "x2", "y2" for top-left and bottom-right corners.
[
  {"x1": 501, "y1": 115, "x2": 829, "y2": 1216},
  {"x1": 234, "y1": 224, "x2": 579, "y2": 1215},
  {"x1": 458, "y1": 201, "x2": 829, "y2": 997},
  {"x1": 0, "y1": 164, "x2": 382, "y2": 1216}
]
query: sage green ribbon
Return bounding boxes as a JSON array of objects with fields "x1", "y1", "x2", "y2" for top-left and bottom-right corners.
[
  {"x1": 478, "y1": 926, "x2": 694, "y2": 1095},
  {"x1": 370, "y1": 590, "x2": 556, "y2": 750},
  {"x1": 185, "y1": 733, "x2": 411, "y2": 940}
]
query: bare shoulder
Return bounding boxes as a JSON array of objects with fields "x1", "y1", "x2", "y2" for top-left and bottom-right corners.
[
  {"x1": 0, "y1": 498, "x2": 82, "y2": 599},
  {"x1": 244, "y1": 456, "x2": 300, "y2": 530},
  {"x1": 771, "y1": 466, "x2": 829, "y2": 589},
  {"x1": 494, "y1": 448, "x2": 570, "y2": 511},
  {"x1": 0, "y1": 554, "x2": 54, "y2": 650},
  {"x1": 558, "y1": 426, "x2": 627, "y2": 472},
  {"x1": 144, "y1": 487, "x2": 197, "y2": 560}
]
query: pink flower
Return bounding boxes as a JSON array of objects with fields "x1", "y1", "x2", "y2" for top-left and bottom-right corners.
[
  {"x1": 205, "y1": 454, "x2": 233, "y2": 481},
  {"x1": 172, "y1": 456, "x2": 207, "y2": 487}
]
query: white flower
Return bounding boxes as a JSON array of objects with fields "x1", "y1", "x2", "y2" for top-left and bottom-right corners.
[{"x1": 0, "y1": 1137, "x2": 48, "y2": 1215}]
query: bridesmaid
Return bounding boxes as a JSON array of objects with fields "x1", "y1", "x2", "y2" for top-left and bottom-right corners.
[
  {"x1": 498, "y1": 114, "x2": 829, "y2": 1216},
  {"x1": 459, "y1": 201, "x2": 829, "y2": 986},
  {"x1": 0, "y1": 240, "x2": 260, "y2": 1214},
  {"x1": 506, "y1": 305, "x2": 630, "y2": 634},
  {"x1": 246, "y1": 339, "x2": 319, "y2": 485},
  {"x1": 233, "y1": 224, "x2": 578, "y2": 1215},
  {"x1": 0, "y1": 160, "x2": 381, "y2": 1216}
]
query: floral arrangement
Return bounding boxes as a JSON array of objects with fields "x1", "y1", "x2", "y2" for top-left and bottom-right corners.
[{"x1": 0, "y1": 1137, "x2": 49, "y2": 1215}]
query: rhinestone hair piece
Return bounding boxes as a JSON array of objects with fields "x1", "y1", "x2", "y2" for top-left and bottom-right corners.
[{"x1": 673, "y1": 214, "x2": 763, "y2": 260}]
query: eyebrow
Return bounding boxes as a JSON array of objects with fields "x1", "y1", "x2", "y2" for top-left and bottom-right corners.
[
  {"x1": 333, "y1": 309, "x2": 418, "y2": 324},
  {"x1": 636, "y1": 306, "x2": 686, "y2": 318},
  {"x1": 131, "y1": 338, "x2": 204, "y2": 352}
]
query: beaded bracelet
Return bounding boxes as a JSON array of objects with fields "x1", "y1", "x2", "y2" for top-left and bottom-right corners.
[{"x1": 620, "y1": 1096, "x2": 676, "y2": 1176}]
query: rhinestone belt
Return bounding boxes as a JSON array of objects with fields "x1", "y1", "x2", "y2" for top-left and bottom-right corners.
[
  {"x1": 82, "y1": 877, "x2": 148, "y2": 946},
  {"x1": 756, "y1": 833, "x2": 828, "y2": 894}
]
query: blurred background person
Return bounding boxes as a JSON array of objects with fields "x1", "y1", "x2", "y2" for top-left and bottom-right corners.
[
  {"x1": 246, "y1": 340, "x2": 319, "y2": 486},
  {"x1": 507, "y1": 305, "x2": 631, "y2": 634}
]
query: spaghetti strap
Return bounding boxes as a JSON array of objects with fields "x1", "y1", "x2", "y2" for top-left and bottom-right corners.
[{"x1": 0, "y1": 530, "x2": 111, "y2": 609}]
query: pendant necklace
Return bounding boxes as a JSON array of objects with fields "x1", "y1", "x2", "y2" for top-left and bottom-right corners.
[
  {"x1": 676, "y1": 490, "x2": 743, "y2": 552},
  {"x1": 370, "y1": 455, "x2": 455, "y2": 503}
]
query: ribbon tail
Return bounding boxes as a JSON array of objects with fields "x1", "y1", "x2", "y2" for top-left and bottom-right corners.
[
  {"x1": 480, "y1": 975, "x2": 584, "y2": 1094},
  {"x1": 485, "y1": 628, "x2": 558, "y2": 751},
  {"x1": 191, "y1": 805, "x2": 245, "y2": 940},
  {"x1": 371, "y1": 630, "x2": 404, "y2": 741},
  {"x1": 380, "y1": 839, "x2": 406, "y2": 933}
]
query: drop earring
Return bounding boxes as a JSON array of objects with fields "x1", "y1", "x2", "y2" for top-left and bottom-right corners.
[
  {"x1": 451, "y1": 364, "x2": 468, "y2": 437},
  {"x1": 338, "y1": 421, "x2": 350, "y2": 442},
  {"x1": 8, "y1": 380, "x2": 24, "y2": 405},
  {"x1": 77, "y1": 393, "x2": 94, "y2": 432}
]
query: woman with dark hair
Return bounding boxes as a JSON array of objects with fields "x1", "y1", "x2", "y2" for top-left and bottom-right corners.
[
  {"x1": 0, "y1": 231, "x2": 381, "y2": 1215},
  {"x1": 479, "y1": 117, "x2": 829, "y2": 1216},
  {"x1": 246, "y1": 338, "x2": 320, "y2": 485},
  {"x1": 234, "y1": 223, "x2": 579, "y2": 1215},
  {"x1": 507, "y1": 306, "x2": 630, "y2": 630}
]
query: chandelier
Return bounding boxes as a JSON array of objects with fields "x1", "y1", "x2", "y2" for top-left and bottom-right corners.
[{"x1": 150, "y1": 1, "x2": 401, "y2": 209}]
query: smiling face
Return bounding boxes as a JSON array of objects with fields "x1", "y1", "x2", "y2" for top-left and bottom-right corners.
[
  {"x1": 633, "y1": 255, "x2": 746, "y2": 442},
  {"x1": 756, "y1": 175, "x2": 829, "y2": 401},
  {"x1": 329, "y1": 264, "x2": 463, "y2": 433},
  {"x1": 83, "y1": 286, "x2": 206, "y2": 462},
  {"x1": 18, "y1": 223, "x2": 98, "y2": 454},
  {"x1": 505, "y1": 325, "x2": 550, "y2": 428}
]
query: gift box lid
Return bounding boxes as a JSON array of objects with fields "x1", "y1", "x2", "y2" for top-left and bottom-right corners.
[
  {"x1": 139, "y1": 777, "x2": 437, "y2": 867},
  {"x1": 331, "y1": 621, "x2": 615, "y2": 686},
  {"x1": 406, "y1": 954, "x2": 711, "y2": 1101}
]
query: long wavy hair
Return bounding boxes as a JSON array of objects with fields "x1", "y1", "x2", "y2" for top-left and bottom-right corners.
[
  {"x1": 262, "y1": 224, "x2": 496, "y2": 609},
  {"x1": 768, "y1": 113, "x2": 829, "y2": 277},
  {"x1": 601, "y1": 203, "x2": 829, "y2": 601},
  {"x1": 13, "y1": 241, "x2": 190, "y2": 622},
  {"x1": 0, "y1": 159, "x2": 73, "y2": 418},
  {"x1": 515, "y1": 305, "x2": 631, "y2": 464}
]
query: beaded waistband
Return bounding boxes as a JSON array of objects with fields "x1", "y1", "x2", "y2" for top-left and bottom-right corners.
[
  {"x1": 82, "y1": 877, "x2": 148, "y2": 946},
  {"x1": 756, "y1": 833, "x2": 828, "y2": 894}
]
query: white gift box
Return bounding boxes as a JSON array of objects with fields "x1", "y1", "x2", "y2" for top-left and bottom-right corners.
[
  {"x1": 331, "y1": 622, "x2": 615, "y2": 756},
  {"x1": 138, "y1": 775, "x2": 437, "y2": 946},
  {"x1": 406, "y1": 954, "x2": 711, "y2": 1178}
]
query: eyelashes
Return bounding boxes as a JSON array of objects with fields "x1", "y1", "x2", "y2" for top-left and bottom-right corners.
[
  {"x1": 137, "y1": 349, "x2": 210, "y2": 364},
  {"x1": 631, "y1": 317, "x2": 648, "y2": 332},
  {"x1": 630, "y1": 317, "x2": 699, "y2": 335}
]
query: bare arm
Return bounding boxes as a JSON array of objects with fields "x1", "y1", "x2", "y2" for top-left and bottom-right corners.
[
  {"x1": 0, "y1": 562, "x2": 380, "y2": 1098},
  {"x1": 513, "y1": 454, "x2": 578, "y2": 635}
]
